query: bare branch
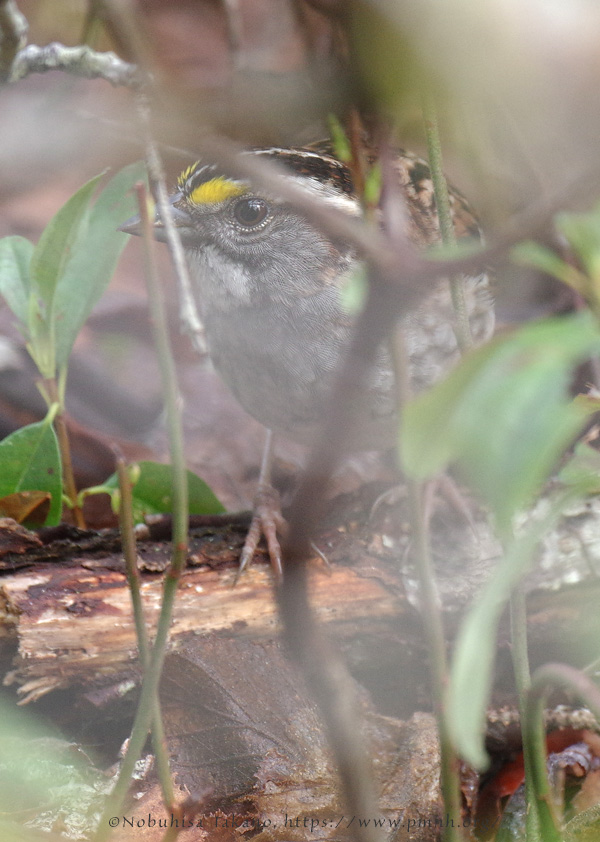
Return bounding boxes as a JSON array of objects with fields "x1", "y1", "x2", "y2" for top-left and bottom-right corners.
[
  {"x1": 90, "y1": 0, "x2": 207, "y2": 352},
  {"x1": 8, "y1": 42, "x2": 142, "y2": 87},
  {"x1": 135, "y1": 95, "x2": 207, "y2": 354},
  {"x1": 0, "y1": 0, "x2": 28, "y2": 81}
]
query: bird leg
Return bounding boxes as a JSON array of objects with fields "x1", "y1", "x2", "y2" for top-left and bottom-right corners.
[{"x1": 235, "y1": 429, "x2": 287, "y2": 583}]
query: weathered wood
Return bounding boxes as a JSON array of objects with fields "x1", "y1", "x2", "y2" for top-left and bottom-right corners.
[
  {"x1": 0, "y1": 495, "x2": 413, "y2": 703},
  {"x1": 2, "y1": 487, "x2": 600, "y2": 841},
  {"x1": 2, "y1": 486, "x2": 600, "y2": 707},
  {"x1": 2, "y1": 554, "x2": 403, "y2": 703}
]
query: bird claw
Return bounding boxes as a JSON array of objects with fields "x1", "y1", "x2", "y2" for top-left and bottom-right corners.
[
  {"x1": 370, "y1": 474, "x2": 478, "y2": 537},
  {"x1": 235, "y1": 483, "x2": 288, "y2": 584}
]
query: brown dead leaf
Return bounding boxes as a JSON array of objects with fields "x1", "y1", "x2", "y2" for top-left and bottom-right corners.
[{"x1": 0, "y1": 492, "x2": 51, "y2": 527}]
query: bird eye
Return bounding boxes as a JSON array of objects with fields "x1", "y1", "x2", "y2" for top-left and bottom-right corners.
[{"x1": 233, "y1": 197, "x2": 268, "y2": 228}]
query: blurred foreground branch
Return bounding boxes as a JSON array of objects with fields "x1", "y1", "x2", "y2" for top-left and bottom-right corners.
[
  {"x1": 7, "y1": 42, "x2": 142, "y2": 86},
  {"x1": 0, "y1": 0, "x2": 27, "y2": 80}
]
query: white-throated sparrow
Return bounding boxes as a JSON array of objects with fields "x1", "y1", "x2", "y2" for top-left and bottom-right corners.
[{"x1": 122, "y1": 141, "x2": 494, "y2": 577}]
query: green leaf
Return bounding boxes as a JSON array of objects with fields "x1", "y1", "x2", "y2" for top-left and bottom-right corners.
[
  {"x1": 25, "y1": 175, "x2": 102, "y2": 379},
  {"x1": 327, "y1": 114, "x2": 351, "y2": 163},
  {"x1": 557, "y1": 203, "x2": 600, "y2": 282},
  {"x1": 0, "y1": 697, "x2": 108, "y2": 839},
  {"x1": 53, "y1": 161, "x2": 146, "y2": 369},
  {"x1": 514, "y1": 204, "x2": 600, "y2": 306},
  {"x1": 565, "y1": 802, "x2": 600, "y2": 841},
  {"x1": 559, "y1": 440, "x2": 600, "y2": 493},
  {"x1": 0, "y1": 700, "x2": 69, "y2": 812},
  {"x1": 30, "y1": 174, "x2": 102, "y2": 306},
  {"x1": 0, "y1": 418, "x2": 62, "y2": 525},
  {"x1": 401, "y1": 313, "x2": 600, "y2": 532},
  {"x1": 0, "y1": 236, "x2": 33, "y2": 325},
  {"x1": 104, "y1": 460, "x2": 225, "y2": 522},
  {"x1": 512, "y1": 239, "x2": 579, "y2": 288},
  {"x1": 363, "y1": 162, "x2": 382, "y2": 207},
  {"x1": 449, "y1": 488, "x2": 580, "y2": 769}
]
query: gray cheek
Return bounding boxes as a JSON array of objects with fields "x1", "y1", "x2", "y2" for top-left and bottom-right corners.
[{"x1": 188, "y1": 245, "x2": 253, "y2": 309}]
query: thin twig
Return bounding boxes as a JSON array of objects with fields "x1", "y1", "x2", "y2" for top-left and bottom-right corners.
[
  {"x1": 116, "y1": 458, "x2": 174, "y2": 809},
  {"x1": 136, "y1": 94, "x2": 206, "y2": 354},
  {"x1": 98, "y1": 0, "x2": 161, "y2": 87},
  {"x1": 96, "y1": 0, "x2": 206, "y2": 353},
  {"x1": 43, "y1": 377, "x2": 85, "y2": 529},
  {"x1": 222, "y1": 0, "x2": 244, "y2": 63},
  {"x1": 94, "y1": 183, "x2": 189, "y2": 842},
  {"x1": 409, "y1": 483, "x2": 464, "y2": 842},
  {"x1": 270, "y1": 125, "x2": 390, "y2": 842},
  {"x1": 0, "y1": 0, "x2": 28, "y2": 80},
  {"x1": 53, "y1": 2, "x2": 204, "y2": 355},
  {"x1": 8, "y1": 41, "x2": 142, "y2": 86},
  {"x1": 509, "y1": 589, "x2": 542, "y2": 841},
  {"x1": 383, "y1": 147, "x2": 464, "y2": 838},
  {"x1": 278, "y1": 271, "x2": 397, "y2": 842},
  {"x1": 117, "y1": 461, "x2": 150, "y2": 665},
  {"x1": 524, "y1": 663, "x2": 600, "y2": 842},
  {"x1": 278, "y1": 586, "x2": 382, "y2": 842},
  {"x1": 389, "y1": 332, "x2": 464, "y2": 841}
]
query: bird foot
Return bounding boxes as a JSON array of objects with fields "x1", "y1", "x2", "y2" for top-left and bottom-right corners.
[
  {"x1": 424, "y1": 474, "x2": 479, "y2": 535},
  {"x1": 235, "y1": 483, "x2": 288, "y2": 584},
  {"x1": 370, "y1": 483, "x2": 407, "y2": 520},
  {"x1": 370, "y1": 474, "x2": 478, "y2": 536}
]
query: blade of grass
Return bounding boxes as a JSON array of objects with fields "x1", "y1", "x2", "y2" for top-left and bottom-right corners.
[{"x1": 422, "y1": 92, "x2": 473, "y2": 351}]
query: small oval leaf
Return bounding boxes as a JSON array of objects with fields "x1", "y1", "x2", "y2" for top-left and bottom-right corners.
[
  {"x1": 0, "y1": 236, "x2": 33, "y2": 326},
  {"x1": 104, "y1": 460, "x2": 225, "y2": 522},
  {"x1": 0, "y1": 419, "x2": 63, "y2": 526}
]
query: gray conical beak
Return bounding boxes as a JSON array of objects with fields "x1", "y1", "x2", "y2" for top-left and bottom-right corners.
[{"x1": 118, "y1": 193, "x2": 192, "y2": 243}]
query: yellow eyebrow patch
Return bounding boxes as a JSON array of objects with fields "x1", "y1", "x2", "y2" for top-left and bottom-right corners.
[
  {"x1": 177, "y1": 162, "x2": 200, "y2": 190},
  {"x1": 189, "y1": 176, "x2": 247, "y2": 206}
]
